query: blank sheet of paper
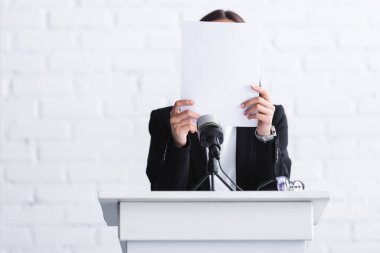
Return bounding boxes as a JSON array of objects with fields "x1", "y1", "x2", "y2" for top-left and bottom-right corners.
[{"x1": 181, "y1": 21, "x2": 261, "y2": 127}]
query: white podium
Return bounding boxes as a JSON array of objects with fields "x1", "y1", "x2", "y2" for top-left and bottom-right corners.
[{"x1": 99, "y1": 191, "x2": 329, "y2": 253}]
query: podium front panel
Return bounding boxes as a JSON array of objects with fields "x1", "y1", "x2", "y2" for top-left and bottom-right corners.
[{"x1": 119, "y1": 201, "x2": 313, "y2": 241}]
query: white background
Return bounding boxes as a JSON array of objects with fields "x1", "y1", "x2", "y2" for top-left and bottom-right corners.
[{"x1": 1, "y1": 0, "x2": 380, "y2": 252}]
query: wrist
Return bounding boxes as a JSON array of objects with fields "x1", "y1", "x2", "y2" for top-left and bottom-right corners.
[
  {"x1": 174, "y1": 141, "x2": 185, "y2": 148},
  {"x1": 255, "y1": 125, "x2": 277, "y2": 143},
  {"x1": 256, "y1": 125, "x2": 271, "y2": 136},
  {"x1": 174, "y1": 137, "x2": 189, "y2": 148}
]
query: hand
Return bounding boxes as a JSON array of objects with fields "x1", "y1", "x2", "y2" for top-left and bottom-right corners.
[
  {"x1": 170, "y1": 100, "x2": 200, "y2": 148},
  {"x1": 241, "y1": 85, "x2": 275, "y2": 136}
]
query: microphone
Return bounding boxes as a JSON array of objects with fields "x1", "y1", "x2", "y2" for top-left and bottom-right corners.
[
  {"x1": 197, "y1": 115, "x2": 223, "y2": 160},
  {"x1": 194, "y1": 115, "x2": 243, "y2": 191}
]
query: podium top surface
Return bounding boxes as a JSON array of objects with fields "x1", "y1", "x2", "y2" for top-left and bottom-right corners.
[
  {"x1": 99, "y1": 191, "x2": 329, "y2": 202},
  {"x1": 99, "y1": 191, "x2": 329, "y2": 226}
]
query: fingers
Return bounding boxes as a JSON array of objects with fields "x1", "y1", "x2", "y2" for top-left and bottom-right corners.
[
  {"x1": 170, "y1": 110, "x2": 200, "y2": 124},
  {"x1": 178, "y1": 120, "x2": 197, "y2": 133},
  {"x1": 247, "y1": 112, "x2": 273, "y2": 125},
  {"x1": 171, "y1": 99, "x2": 194, "y2": 116},
  {"x1": 181, "y1": 124, "x2": 197, "y2": 134},
  {"x1": 170, "y1": 100, "x2": 198, "y2": 146},
  {"x1": 251, "y1": 84, "x2": 271, "y2": 102},
  {"x1": 172, "y1": 120, "x2": 197, "y2": 135},
  {"x1": 244, "y1": 104, "x2": 273, "y2": 117},
  {"x1": 241, "y1": 84, "x2": 275, "y2": 125},
  {"x1": 241, "y1": 96, "x2": 274, "y2": 111}
]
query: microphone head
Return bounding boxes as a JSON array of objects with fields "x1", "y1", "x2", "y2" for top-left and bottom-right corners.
[
  {"x1": 197, "y1": 115, "x2": 224, "y2": 150},
  {"x1": 197, "y1": 114, "x2": 220, "y2": 130}
]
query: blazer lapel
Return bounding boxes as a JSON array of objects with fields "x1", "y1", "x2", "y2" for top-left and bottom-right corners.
[
  {"x1": 236, "y1": 127, "x2": 255, "y2": 189},
  {"x1": 189, "y1": 132, "x2": 208, "y2": 185}
]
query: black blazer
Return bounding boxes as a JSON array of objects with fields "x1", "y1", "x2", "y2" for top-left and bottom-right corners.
[{"x1": 146, "y1": 104, "x2": 291, "y2": 191}]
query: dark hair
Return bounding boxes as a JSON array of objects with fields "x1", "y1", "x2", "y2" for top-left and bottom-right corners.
[{"x1": 200, "y1": 9, "x2": 245, "y2": 23}]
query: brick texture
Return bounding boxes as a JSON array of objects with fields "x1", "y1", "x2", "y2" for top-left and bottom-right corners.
[{"x1": 1, "y1": 0, "x2": 380, "y2": 252}]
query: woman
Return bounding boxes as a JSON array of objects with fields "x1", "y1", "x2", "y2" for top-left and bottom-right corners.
[{"x1": 146, "y1": 10, "x2": 291, "y2": 191}]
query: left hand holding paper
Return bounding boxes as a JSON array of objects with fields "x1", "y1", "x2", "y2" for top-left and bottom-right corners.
[{"x1": 241, "y1": 84, "x2": 275, "y2": 136}]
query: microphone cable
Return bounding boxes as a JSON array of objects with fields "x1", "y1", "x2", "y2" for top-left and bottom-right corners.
[
  {"x1": 256, "y1": 178, "x2": 277, "y2": 191},
  {"x1": 217, "y1": 160, "x2": 244, "y2": 191}
]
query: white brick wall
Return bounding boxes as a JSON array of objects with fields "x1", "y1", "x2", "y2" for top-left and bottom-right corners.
[{"x1": 1, "y1": 0, "x2": 380, "y2": 252}]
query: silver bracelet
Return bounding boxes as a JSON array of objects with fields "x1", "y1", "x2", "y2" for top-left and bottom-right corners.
[{"x1": 255, "y1": 125, "x2": 277, "y2": 143}]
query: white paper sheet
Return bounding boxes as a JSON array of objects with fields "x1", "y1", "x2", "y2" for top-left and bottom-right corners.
[{"x1": 181, "y1": 21, "x2": 261, "y2": 127}]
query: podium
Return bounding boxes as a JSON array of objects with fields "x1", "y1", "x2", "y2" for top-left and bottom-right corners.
[{"x1": 99, "y1": 191, "x2": 329, "y2": 253}]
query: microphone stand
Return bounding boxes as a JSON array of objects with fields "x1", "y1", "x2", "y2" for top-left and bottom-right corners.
[{"x1": 192, "y1": 147, "x2": 234, "y2": 191}]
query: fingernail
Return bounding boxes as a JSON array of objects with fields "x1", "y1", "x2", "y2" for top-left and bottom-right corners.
[{"x1": 240, "y1": 103, "x2": 244, "y2": 108}]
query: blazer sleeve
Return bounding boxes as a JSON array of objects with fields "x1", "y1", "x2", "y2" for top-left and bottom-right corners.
[
  {"x1": 251, "y1": 104, "x2": 292, "y2": 190},
  {"x1": 146, "y1": 109, "x2": 192, "y2": 190},
  {"x1": 272, "y1": 104, "x2": 291, "y2": 179}
]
